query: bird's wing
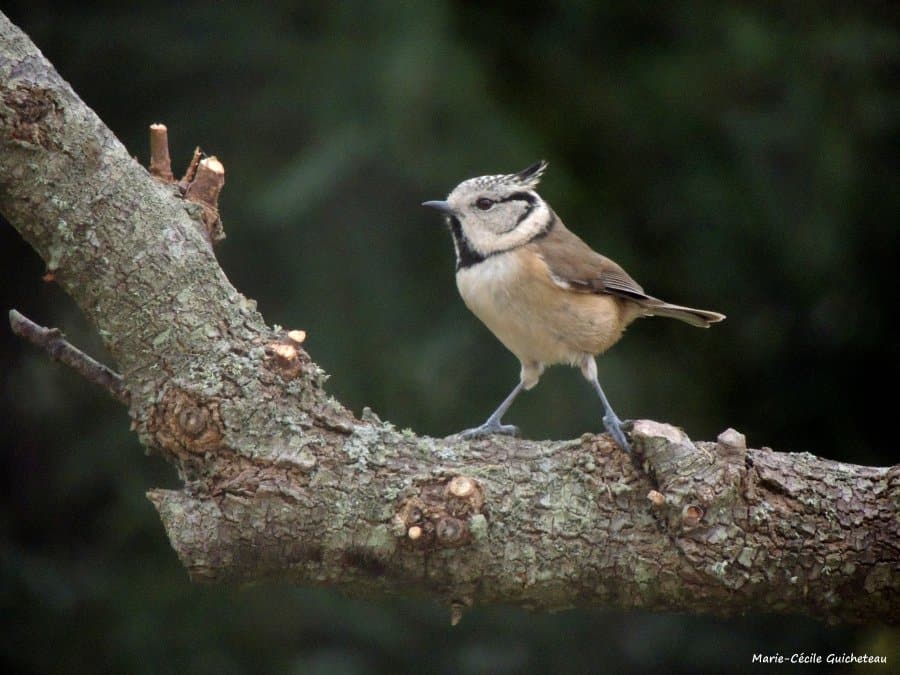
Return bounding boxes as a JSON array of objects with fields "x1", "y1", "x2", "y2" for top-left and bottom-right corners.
[{"x1": 529, "y1": 220, "x2": 650, "y2": 300}]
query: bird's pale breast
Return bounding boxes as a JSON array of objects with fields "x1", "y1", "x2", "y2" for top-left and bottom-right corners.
[{"x1": 455, "y1": 247, "x2": 626, "y2": 366}]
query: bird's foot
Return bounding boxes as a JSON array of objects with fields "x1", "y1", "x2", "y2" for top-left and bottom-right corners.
[
  {"x1": 459, "y1": 420, "x2": 520, "y2": 439},
  {"x1": 602, "y1": 412, "x2": 631, "y2": 452}
]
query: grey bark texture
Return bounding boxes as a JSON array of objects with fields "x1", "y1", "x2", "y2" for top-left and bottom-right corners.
[{"x1": 2, "y1": 13, "x2": 897, "y2": 626}]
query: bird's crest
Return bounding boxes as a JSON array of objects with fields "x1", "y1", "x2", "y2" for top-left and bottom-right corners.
[{"x1": 469, "y1": 160, "x2": 548, "y2": 191}]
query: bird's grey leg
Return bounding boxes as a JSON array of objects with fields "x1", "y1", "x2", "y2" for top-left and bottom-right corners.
[
  {"x1": 581, "y1": 356, "x2": 630, "y2": 452},
  {"x1": 459, "y1": 381, "x2": 524, "y2": 438}
]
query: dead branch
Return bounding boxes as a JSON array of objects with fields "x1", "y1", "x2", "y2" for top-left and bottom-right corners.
[{"x1": 9, "y1": 309, "x2": 129, "y2": 404}]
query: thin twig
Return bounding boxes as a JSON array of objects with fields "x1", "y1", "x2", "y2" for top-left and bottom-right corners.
[{"x1": 9, "y1": 309, "x2": 130, "y2": 405}]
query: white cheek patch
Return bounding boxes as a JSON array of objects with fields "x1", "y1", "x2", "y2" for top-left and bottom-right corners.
[
  {"x1": 464, "y1": 224, "x2": 503, "y2": 257},
  {"x1": 494, "y1": 202, "x2": 551, "y2": 249},
  {"x1": 462, "y1": 203, "x2": 551, "y2": 257}
]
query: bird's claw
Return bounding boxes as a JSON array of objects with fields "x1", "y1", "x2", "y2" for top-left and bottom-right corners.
[
  {"x1": 602, "y1": 413, "x2": 631, "y2": 452},
  {"x1": 459, "y1": 421, "x2": 520, "y2": 439}
]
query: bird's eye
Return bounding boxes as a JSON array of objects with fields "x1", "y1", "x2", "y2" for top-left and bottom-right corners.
[{"x1": 475, "y1": 197, "x2": 494, "y2": 211}]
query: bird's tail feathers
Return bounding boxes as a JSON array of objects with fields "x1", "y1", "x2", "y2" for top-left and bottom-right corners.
[{"x1": 644, "y1": 300, "x2": 725, "y2": 328}]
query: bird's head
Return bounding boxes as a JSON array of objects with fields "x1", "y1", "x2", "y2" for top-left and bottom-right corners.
[{"x1": 423, "y1": 160, "x2": 553, "y2": 266}]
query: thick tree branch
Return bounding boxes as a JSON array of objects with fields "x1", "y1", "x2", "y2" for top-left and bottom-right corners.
[{"x1": 1, "y1": 12, "x2": 897, "y2": 625}]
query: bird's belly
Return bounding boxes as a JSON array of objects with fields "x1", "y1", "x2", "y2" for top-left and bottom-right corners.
[{"x1": 456, "y1": 253, "x2": 625, "y2": 365}]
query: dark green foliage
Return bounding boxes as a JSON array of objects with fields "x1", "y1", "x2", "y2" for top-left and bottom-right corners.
[{"x1": 2, "y1": 2, "x2": 897, "y2": 672}]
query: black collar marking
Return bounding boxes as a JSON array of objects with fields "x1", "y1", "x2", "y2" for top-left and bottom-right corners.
[{"x1": 448, "y1": 215, "x2": 487, "y2": 270}]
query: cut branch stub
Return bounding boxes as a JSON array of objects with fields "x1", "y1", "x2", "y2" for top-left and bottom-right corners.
[
  {"x1": 287, "y1": 329, "x2": 307, "y2": 345},
  {"x1": 179, "y1": 146, "x2": 202, "y2": 187},
  {"x1": 394, "y1": 475, "x2": 486, "y2": 550},
  {"x1": 631, "y1": 420, "x2": 748, "y2": 534},
  {"x1": 149, "y1": 123, "x2": 174, "y2": 182},
  {"x1": 446, "y1": 475, "x2": 485, "y2": 513},
  {"x1": 264, "y1": 336, "x2": 311, "y2": 381},
  {"x1": 145, "y1": 125, "x2": 225, "y2": 244},
  {"x1": 183, "y1": 156, "x2": 225, "y2": 243},
  {"x1": 184, "y1": 156, "x2": 225, "y2": 209},
  {"x1": 647, "y1": 489, "x2": 666, "y2": 507}
]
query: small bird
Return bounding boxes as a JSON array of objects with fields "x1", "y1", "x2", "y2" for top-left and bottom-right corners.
[{"x1": 423, "y1": 161, "x2": 725, "y2": 451}]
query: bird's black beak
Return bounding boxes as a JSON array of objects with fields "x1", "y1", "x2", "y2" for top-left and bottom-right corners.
[{"x1": 421, "y1": 200, "x2": 456, "y2": 217}]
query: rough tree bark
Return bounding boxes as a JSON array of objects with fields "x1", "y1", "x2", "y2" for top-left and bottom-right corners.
[{"x1": 1, "y1": 13, "x2": 897, "y2": 626}]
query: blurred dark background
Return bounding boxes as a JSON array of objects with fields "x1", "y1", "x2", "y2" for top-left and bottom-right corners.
[{"x1": 2, "y1": 2, "x2": 898, "y2": 673}]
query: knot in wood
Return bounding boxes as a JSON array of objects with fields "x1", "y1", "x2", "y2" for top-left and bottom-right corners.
[
  {"x1": 178, "y1": 406, "x2": 208, "y2": 437},
  {"x1": 395, "y1": 475, "x2": 485, "y2": 550},
  {"x1": 148, "y1": 388, "x2": 224, "y2": 459},
  {"x1": 682, "y1": 504, "x2": 705, "y2": 528},
  {"x1": 2, "y1": 84, "x2": 62, "y2": 148},
  {"x1": 436, "y1": 517, "x2": 468, "y2": 547},
  {"x1": 393, "y1": 501, "x2": 422, "y2": 528}
]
